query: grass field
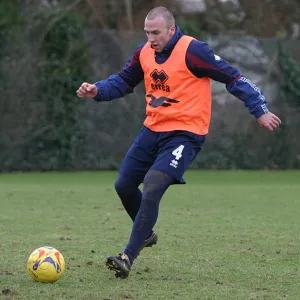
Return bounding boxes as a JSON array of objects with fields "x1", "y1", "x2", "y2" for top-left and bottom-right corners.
[{"x1": 0, "y1": 170, "x2": 300, "y2": 300}]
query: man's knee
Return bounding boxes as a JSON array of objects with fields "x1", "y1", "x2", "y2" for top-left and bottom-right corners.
[
  {"x1": 143, "y1": 170, "x2": 174, "y2": 201},
  {"x1": 114, "y1": 174, "x2": 138, "y2": 196}
]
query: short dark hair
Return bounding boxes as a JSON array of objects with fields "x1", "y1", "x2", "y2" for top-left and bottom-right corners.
[{"x1": 146, "y1": 7, "x2": 175, "y2": 28}]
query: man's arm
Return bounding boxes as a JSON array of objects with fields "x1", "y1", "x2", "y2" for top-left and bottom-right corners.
[
  {"x1": 185, "y1": 40, "x2": 281, "y2": 130},
  {"x1": 92, "y1": 43, "x2": 146, "y2": 102}
]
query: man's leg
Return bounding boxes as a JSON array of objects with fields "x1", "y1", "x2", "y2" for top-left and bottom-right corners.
[
  {"x1": 114, "y1": 127, "x2": 156, "y2": 222},
  {"x1": 123, "y1": 131, "x2": 205, "y2": 260},
  {"x1": 106, "y1": 170, "x2": 173, "y2": 278},
  {"x1": 106, "y1": 130, "x2": 206, "y2": 278},
  {"x1": 114, "y1": 174, "x2": 158, "y2": 247},
  {"x1": 123, "y1": 170, "x2": 174, "y2": 262},
  {"x1": 114, "y1": 174, "x2": 142, "y2": 222}
]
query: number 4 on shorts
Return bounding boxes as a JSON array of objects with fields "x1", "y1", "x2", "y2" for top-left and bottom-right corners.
[{"x1": 172, "y1": 145, "x2": 185, "y2": 160}]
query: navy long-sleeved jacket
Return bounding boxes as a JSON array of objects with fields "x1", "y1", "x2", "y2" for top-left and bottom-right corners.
[{"x1": 93, "y1": 26, "x2": 269, "y2": 119}]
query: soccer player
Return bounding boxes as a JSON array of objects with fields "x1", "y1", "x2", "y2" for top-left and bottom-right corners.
[{"x1": 76, "y1": 7, "x2": 281, "y2": 278}]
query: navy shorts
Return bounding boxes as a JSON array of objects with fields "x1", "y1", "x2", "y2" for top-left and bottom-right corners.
[{"x1": 119, "y1": 126, "x2": 206, "y2": 184}]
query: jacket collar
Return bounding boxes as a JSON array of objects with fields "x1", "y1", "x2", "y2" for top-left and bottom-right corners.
[{"x1": 160, "y1": 26, "x2": 183, "y2": 54}]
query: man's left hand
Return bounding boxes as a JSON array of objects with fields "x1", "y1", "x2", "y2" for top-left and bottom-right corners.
[{"x1": 257, "y1": 112, "x2": 281, "y2": 131}]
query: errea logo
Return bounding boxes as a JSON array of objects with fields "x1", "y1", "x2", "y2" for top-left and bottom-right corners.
[
  {"x1": 150, "y1": 69, "x2": 171, "y2": 92},
  {"x1": 151, "y1": 69, "x2": 168, "y2": 84},
  {"x1": 170, "y1": 159, "x2": 178, "y2": 168}
]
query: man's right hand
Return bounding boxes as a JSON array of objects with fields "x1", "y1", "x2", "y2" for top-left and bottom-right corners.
[{"x1": 76, "y1": 82, "x2": 98, "y2": 98}]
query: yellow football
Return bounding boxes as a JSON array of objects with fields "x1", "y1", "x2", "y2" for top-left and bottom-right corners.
[{"x1": 27, "y1": 246, "x2": 65, "y2": 282}]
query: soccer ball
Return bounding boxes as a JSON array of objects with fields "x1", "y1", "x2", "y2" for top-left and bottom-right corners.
[{"x1": 27, "y1": 246, "x2": 65, "y2": 282}]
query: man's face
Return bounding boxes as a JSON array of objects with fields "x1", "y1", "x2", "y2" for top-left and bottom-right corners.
[{"x1": 144, "y1": 17, "x2": 175, "y2": 52}]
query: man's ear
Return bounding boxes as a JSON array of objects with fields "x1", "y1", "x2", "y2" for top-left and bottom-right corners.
[{"x1": 170, "y1": 25, "x2": 176, "y2": 34}]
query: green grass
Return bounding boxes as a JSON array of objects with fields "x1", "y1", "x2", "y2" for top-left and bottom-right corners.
[{"x1": 0, "y1": 170, "x2": 300, "y2": 300}]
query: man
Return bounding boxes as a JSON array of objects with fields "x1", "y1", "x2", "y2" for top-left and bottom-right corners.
[{"x1": 77, "y1": 7, "x2": 281, "y2": 278}]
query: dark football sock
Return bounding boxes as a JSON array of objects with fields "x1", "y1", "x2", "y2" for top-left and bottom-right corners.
[
  {"x1": 124, "y1": 170, "x2": 174, "y2": 264},
  {"x1": 114, "y1": 174, "x2": 142, "y2": 222}
]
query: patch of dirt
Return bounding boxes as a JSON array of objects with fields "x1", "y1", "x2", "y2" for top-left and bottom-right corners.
[{"x1": 2, "y1": 289, "x2": 19, "y2": 297}]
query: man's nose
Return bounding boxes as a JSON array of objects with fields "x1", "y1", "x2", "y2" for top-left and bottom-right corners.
[{"x1": 148, "y1": 34, "x2": 155, "y2": 43}]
